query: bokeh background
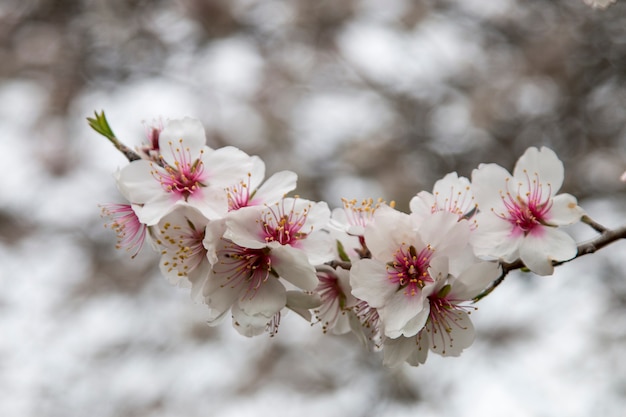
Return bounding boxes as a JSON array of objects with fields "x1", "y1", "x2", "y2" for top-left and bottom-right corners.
[{"x1": 2, "y1": 0, "x2": 626, "y2": 416}]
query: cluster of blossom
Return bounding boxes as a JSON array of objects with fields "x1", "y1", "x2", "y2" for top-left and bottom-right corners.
[{"x1": 99, "y1": 116, "x2": 586, "y2": 367}]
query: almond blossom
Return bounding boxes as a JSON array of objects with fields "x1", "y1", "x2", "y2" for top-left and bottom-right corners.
[
  {"x1": 116, "y1": 117, "x2": 254, "y2": 225},
  {"x1": 410, "y1": 172, "x2": 477, "y2": 228},
  {"x1": 153, "y1": 206, "x2": 210, "y2": 301},
  {"x1": 203, "y1": 197, "x2": 334, "y2": 335},
  {"x1": 350, "y1": 206, "x2": 471, "y2": 339},
  {"x1": 471, "y1": 146, "x2": 584, "y2": 275},
  {"x1": 312, "y1": 266, "x2": 356, "y2": 335},
  {"x1": 383, "y1": 260, "x2": 500, "y2": 367},
  {"x1": 100, "y1": 203, "x2": 148, "y2": 258}
]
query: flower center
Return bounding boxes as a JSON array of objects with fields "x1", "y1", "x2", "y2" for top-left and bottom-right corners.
[
  {"x1": 100, "y1": 203, "x2": 147, "y2": 258},
  {"x1": 156, "y1": 219, "x2": 207, "y2": 277},
  {"x1": 314, "y1": 271, "x2": 348, "y2": 333},
  {"x1": 433, "y1": 185, "x2": 475, "y2": 218},
  {"x1": 423, "y1": 285, "x2": 475, "y2": 355},
  {"x1": 152, "y1": 139, "x2": 206, "y2": 200},
  {"x1": 495, "y1": 172, "x2": 552, "y2": 234},
  {"x1": 217, "y1": 243, "x2": 274, "y2": 299},
  {"x1": 386, "y1": 244, "x2": 434, "y2": 296},
  {"x1": 261, "y1": 200, "x2": 312, "y2": 246},
  {"x1": 227, "y1": 173, "x2": 252, "y2": 211}
]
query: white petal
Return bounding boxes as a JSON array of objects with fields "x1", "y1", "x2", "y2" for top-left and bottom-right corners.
[
  {"x1": 450, "y1": 261, "x2": 501, "y2": 300},
  {"x1": 185, "y1": 186, "x2": 229, "y2": 220},
  {"x1": 380, "y1": 291, "x2": 428, "y2": 338},
  {"x1": 471, "y1": 163, "x2": 511, "y2": 211},
  {"x1": 203, "y1": 275, "x2": 240, "y2": 323},
  {"x1": 231, "y1": 303, "x2": 272, "y2": 337},
  {"x1": 296, "y1": 230, "x2": 335, "y2": 265},
  {"x1": 519, "y1": 228, "x2": 577, "y2": 275},
  {"x1": 247, "y1": 155, "x2": 266, "y2": 191},
  {"x1": 271, "y1": 246, "x2": 318, "y2": 291},
  {"x1": 159, "y1": 118, "x2": 207, "y2": 166},
  {"x1": 135, "y1": 196, "x2": 176, "y2": 226},
  {"x1": 238, "y1": 275, "x2": 286, "y2": 317},
  {"x1": 350, "y1": 259, "x2": 397, "y2": 308},
  {"x1": 203, "y1": 146, "x2": 255, "y2": 187},
  {"x1": 301, "y1": 199, "x2": 331, "y2": 231},
  {"x1": 364, "y1": 206, "x2": 416, "y2": 261},
  {"x1": 203, "y1": 219, "x2": 227, "y2": 266},
  {"x1": 409, "y1": 191, "x2": 435, "y2": 221},
  {"x1": 547, "y1": 193, "x2": 585, "y2": 226},
  {"x1": 432, "y1": 172, "x2": 475, "y2": 216},
  {"x1": 382, "y1": 336, "x2": 417, "y2": 368},
  {"x1": 513, "y1": 146, "x2": 564, "y2": 193},
  {"x1": 471, "y1": 212, "x2": 522, "y2": 262},
  {"x1": 406, "y1": 337, "x2": 429, "y2": 366},
  {"x1": 224, "y1": 206, "x2": 267, "y2": 249},
  {"x1": 429, "y1": 311, "x2": 475, "y2": 357},
  {"x1": 117, "y1": 160, "x2": 164, "y2": 203},
  {"x1": 251, "y1": 170, "x2": 298, "y2": 206},
  {"x1": 418, "y1": 210, "x2": 470, "y2": 255}
]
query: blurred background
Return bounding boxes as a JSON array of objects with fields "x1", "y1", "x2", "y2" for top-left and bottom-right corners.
[{"x1": 1, "y1": 0, "x2": 626, "y2": 416}]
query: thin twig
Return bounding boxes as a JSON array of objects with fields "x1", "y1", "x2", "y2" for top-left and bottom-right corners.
[{"x1": 581, "y1": 215, "x2": 609, "y2": 233}]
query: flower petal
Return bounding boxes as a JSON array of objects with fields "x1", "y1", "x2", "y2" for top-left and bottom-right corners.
[
  {"x1": 519, "y1": 227, "x2": 577, "y2": 275},
  {"x1": 224, "y1": 206, "x2": 267, "y2": 249},
  {"x1": 428, "y1": 310, "x2": 475, "y2": 357},
  {"x1": 547, "y1": 193, "x2": 585, "y2": 226},
  {"x1": 251, "y1": 170, "x2": 298, "y2": 206},
  {"x1": 238, "y1": 275, "x2": 286, "y2": 317},
  {"x1": 513, "y1": 146, "x2": 564, "y2": 193},
  {"x1": 350, "y1": 259, "x2": 397, "y2": 308},
  {"x1": 271, "y1": 245, "x2": 318, "y2": 291},
  {"x1": 450, "y1": 261, "x2": 501, "y2": 300},
  {"x1": 380, "y1": 291, "x2": 428, "y2": 338},
  {"x1": 471, "y1": 163, "x2": 511, "y2": 212},
  {"x1": 159, "y1": 118, "x2": 207, "y2": 166}
]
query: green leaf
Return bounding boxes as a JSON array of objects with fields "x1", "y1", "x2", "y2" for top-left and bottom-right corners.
[
  {"x1": 87, "y1": 110, "x2": 116, "y2": 140},
  {"x1": 336, "y1": 239, "x2": 351, "y2": 262}
]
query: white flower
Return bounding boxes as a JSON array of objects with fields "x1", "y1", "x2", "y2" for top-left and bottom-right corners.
[
  {"x1": 382, "y1": 260, "x2": 500, "y2": 367},
  {"x1": 313, "y1": 267, "x2": 356, "y2": 335},
  {"x1": 153, "y1": 206, "x2": 210, "y2": 301},
  {"x1": 224, "y1": 197, "x2": 334, "y2": 266},
  {"x1": 350, "y1": 206, "x2": 471, "y2": 339},
  {"x1": 202, "y1": 197, "x2": 333, "y2": 335},
  {"x1": 203, "y1": 237, "x2": 318, "y2": 335},
  {"x1": 116, "y1": 117, "x2": 254, "y2": 225},
  {"x1": 410, "y1": 172, "x2": 477, "y2": 227},
  {"x1": 100, "y1": 203, "x2": 148, "y2": 258},
  {"x1": 471, "y1": 146, "x2": 584, "y2": 275},
  {"x1": 202, "y1": 158, "x2": 298, "y2": 265}
]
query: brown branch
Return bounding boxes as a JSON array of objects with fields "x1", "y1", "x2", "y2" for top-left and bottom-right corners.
[
  {"x1": 581, "y1": 215, "x2": 609, "y2": 233},
  {"x1": 324, "y1": 260, "x2": 352, "y2": 270}
]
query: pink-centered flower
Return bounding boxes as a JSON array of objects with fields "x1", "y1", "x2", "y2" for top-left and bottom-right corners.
[
  {"x1": 100, "y1": 203, "x2": 148, "y2": 258},
  {"x1": 224, "y1": 197, "x2": 334, "y2": 265},
  {"x1": 313, "y1": 267, "x2": 356, "y2": 335},
  {"x1": 116, "y1": 117, "x2": 254, "y2": 225},
  {"x1": 203, "y1": 197, "x2": 333, "y2": 336},
  {"x1": 350, "y1": 206, "x2": 471, "y2": 339},
  {"x1": 204, "y1": 237, "x2": 319, "y2": 336},
  {"x1": 382, "y1": 260, "x2": 500, "y2": 367},
  {"x1": 471, "y1": 146, "x2": 584, "y2": 275}
]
